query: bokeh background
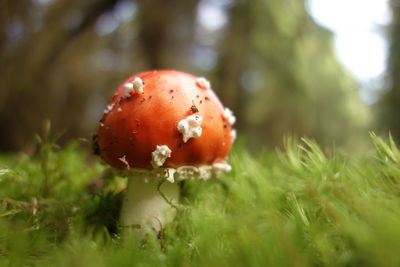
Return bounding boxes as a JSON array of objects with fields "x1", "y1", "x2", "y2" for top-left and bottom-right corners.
[{"x1": 0, "y1": 0, "x2": 398, "y2": 153}]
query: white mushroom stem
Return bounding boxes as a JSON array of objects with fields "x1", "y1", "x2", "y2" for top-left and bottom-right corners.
[
  {"x1": 118, "y1": 161, "x2": 232, "y2": 235},
  {"x1": 119, "y1": 173, "x2": 179, "y2": 233}
]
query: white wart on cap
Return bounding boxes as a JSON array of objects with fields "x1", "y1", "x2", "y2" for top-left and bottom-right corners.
[
  {"x1": 195, "y1": 77, "x2": 211, "y2": 89},
  {"x1": 151, "y1": 145, "x2": 172, "y2": 168},
  {"x1": 132, "y1": 77, "x2": 144, "y2": 94},
  {"x1": 223, "y1": 107, "x2": 236, "y2": 125},
  {"x1": 177, "y1": 115, "x2": 203, "y2": 143},
  {"x1": 123, "y1": 77, "x2": 144, "y2": 98}
]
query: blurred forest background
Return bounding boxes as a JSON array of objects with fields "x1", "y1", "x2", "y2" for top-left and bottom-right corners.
[{"x1": 0, "y1": 0, "x2": 398, "y2": 153}]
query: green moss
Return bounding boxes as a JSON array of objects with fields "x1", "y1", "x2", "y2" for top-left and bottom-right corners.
[{"x1": 1, "y1": 135, "x2": 400, "y2": 266}]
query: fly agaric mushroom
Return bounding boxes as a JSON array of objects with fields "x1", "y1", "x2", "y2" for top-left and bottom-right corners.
[{"x1": 95, "y1": 70, "x2": 236, "y2": 233}]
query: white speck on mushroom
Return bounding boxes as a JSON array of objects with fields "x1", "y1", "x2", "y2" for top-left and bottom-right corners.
[
  {"x1": 175, "y1": 166, "x2": 200, "y2": 180},
  {"x1": 223, "y1": 107, "x2": 236, "y2": 125},
  {"x1": 213, "y1": 162, "x2": 232, "y2": 173},
  {"x1": 231, "y1": 129, "x2": 237, "y2": 142},
  {"x1": 195, "y1": 77, "x2": 210, "y2": 89},
  {"x1": 123, "y1": 83, "x2": 134, "y2": 98},
  {"x1": 100, "y1": 123, "x2": 104, "y2": 127},
  {"x1": 171, "y1": 163, "x2": 232, "y2": 181},
  {"x1": 151, "y1": 145, "x2": 172, "y2": 168},
  {"x1": 104, "y1": 103, "x2": 115, "y2": 114},
  {"x1": 119, "y1": 155, "x2": 130, "y2": 169},
  {"x1": 166, "y1": 168, "x2": 176, "y2": 183},
  {"x1": 198, "y1": 166, "x2": 213, "y2": 180},
  {"x1": 132, "y1": 77, "x2": 144, "y2": 94},
  {"x1": 177, "y1": 114, "x2": 203, "y2": 143},
  {"x1": 117, "y1": 107, "x2": 122, "y2": 112}
]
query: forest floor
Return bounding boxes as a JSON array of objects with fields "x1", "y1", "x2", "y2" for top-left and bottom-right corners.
[{"x1": 1, "y1": 133, "x2": 400, "y2": 267}]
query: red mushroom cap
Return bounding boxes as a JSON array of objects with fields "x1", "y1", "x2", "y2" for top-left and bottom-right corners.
[{"x1": 96, "y1": 70, "x2": 234, "y2": 170}]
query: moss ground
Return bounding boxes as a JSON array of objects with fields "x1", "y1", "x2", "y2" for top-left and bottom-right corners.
[{"x1": 1, "y1": 134, "x2": 400, "y2": 266}]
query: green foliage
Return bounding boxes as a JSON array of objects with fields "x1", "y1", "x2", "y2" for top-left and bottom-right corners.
[
  {"x1": 0, "y1": 0, "x2": 370, "y2": 153},
  {"x1": 1, "y1": 135, "x2": 400, "y2": 266},
  {"x1": 215, "y1": 0, "x2": 369, "y2": 151}
]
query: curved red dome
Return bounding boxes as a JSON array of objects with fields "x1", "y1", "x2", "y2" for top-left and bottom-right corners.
[{"x1": 96, "y1": 70, "x2": 234, "y2": 170}]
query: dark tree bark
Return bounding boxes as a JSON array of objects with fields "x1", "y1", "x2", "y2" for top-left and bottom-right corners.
[
  {"x1": 136, "y1": 0, "x2": 199, "y2": 69},
  {"x1": 379, "y1": 1, "x2": 400, "y2": 139},
  {"x1": 0, "y1": 0, "x2": 118, "y2": 151}
]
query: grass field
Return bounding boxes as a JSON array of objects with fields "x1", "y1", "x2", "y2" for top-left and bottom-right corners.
[{"x1": 1, "y1": 132, "x2": 400, "y2": 267}]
